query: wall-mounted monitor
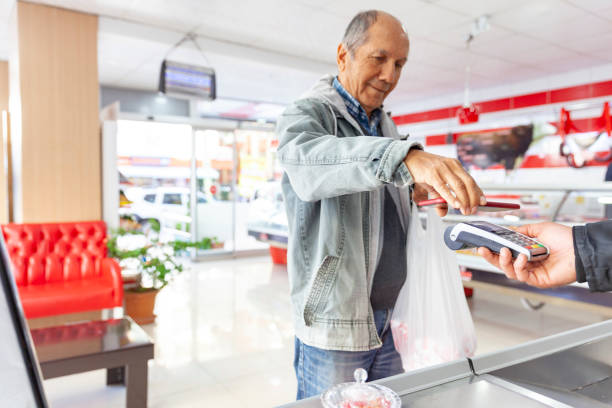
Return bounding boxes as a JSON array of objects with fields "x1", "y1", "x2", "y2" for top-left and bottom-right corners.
[{"x1": 158, "y1": 59, "x2": 216, "y2": 101}]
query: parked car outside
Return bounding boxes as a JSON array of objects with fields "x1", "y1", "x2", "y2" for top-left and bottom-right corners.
[{"x1": 120, "y1": 187, "x2": 210, "y2": 239}]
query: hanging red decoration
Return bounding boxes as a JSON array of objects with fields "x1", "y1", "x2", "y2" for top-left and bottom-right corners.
[{"x1": 457, "y1": 104, "x2": 480, "y2": 124}]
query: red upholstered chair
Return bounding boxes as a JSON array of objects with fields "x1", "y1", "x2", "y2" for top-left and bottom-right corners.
[{"x1": 1, "y1": 221, "x2": 123, "y2": 318}]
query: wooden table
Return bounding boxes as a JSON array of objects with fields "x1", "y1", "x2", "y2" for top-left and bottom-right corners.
[{"x1": 31, "y1": 317, "x2": 154, "y2": 408}]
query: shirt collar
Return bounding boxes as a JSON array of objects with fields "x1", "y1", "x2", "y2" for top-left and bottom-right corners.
[{"x1": 333, "y1": 77, "x2": 382, "y2": 136}]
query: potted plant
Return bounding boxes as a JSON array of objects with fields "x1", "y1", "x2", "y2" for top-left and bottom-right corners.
[{"x1": 109, "y1": 216, "x2": 219, "y2": 324}]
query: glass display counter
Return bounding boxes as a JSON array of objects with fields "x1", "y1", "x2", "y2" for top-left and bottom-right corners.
[
  {"x1": 439, "y1": 182, "x2": 612, "y2": 225},
  {"x1": 279, "y1": 319, "x2": 612, "y2": 408},
  {"x1": 248, "y1": 181, "x2": 612, "y2": 312}
]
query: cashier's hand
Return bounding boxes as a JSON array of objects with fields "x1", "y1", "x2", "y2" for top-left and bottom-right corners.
[
  {"x1": 477, "y1": 222, "x2": 576, "y2": 288},
  {"x1": 404, "y1": 149, "x2": 486, "y2": 215}
]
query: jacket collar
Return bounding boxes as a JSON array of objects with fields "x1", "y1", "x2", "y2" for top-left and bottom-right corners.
[{"x1": 301, "y1": 75, "x2": 405, "y2": 141}]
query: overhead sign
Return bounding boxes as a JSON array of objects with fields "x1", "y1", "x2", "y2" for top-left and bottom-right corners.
[{"x1": 158, "y1": 59, "x2": 216, "y2": 101}]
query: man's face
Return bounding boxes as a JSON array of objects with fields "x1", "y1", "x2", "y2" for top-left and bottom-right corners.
[{"x1": 337, "y1": 15, "x2": 409, "y2": 116}]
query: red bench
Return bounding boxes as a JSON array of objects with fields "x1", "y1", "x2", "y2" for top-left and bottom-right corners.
[{"x1": 1, "y1": 221, "x2": 123, "y2": 318}]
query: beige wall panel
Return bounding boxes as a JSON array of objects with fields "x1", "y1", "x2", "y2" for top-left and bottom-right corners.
[
  {"x1": 0, "y1": 61, "x2": 8, "y2": 224},
  {"x1": 17, "y1": 2, "x2": 100, "y2": 222}
]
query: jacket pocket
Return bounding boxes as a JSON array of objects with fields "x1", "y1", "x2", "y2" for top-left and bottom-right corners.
[{"x1": 303, "y1": 255, "x2": 340, "y2": 326}]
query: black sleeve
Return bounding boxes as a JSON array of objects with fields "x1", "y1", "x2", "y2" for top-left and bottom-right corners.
[{"x1": 573, "y1": 220, "x2": 612, "y2": 292}]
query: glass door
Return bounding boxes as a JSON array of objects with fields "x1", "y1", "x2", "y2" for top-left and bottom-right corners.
[
  {"x1": 192, "y1": 128, "x2": 236, "y2": 255},
  {"x1": 234, "y1": 128, "x2": 282, "y2": 252},
  {"x1": 116, "y1": 120, "x2": 194, "y2": 243},
  {"x1": 191, "y1": 125, "x2": 281, "y2": 257}
]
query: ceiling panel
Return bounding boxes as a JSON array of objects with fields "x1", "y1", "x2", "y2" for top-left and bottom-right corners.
[
  {"x1": 499, "y1": 66, "x2": 548, "y2": 82},
  {"x1": 523, "y1": 45, "x2": 583, "y2": 65},
  {"x1": 491, "y1": 0, "x2": 586, "y2": 32},
  {"x1": 563, "y1": 32, "x2": 612, "y2": 61},
  {"x1": 468, "y1": 33, "x2": 548, "y2": 60},
  {"x1": 2, "y1": 0, "x2": 612, "y2": 112},
  {"x1": 542, "y1": 56, "x2": 605, "y2": 75},
  {"x1": 321, "y1": 0, "x2": 425, "y2": 19},
  {"x1": 424, "y1": 24, "x2": 514, "y2": 50},
  {"x1": 524, "y1": 14, "x2": 612, "y2": 44},
  {"x1": 402, "y1": 4, "x2": 472, "y2": 38},
  {"x1": 433, "y1": 0, "x2": 530, "y2": 17},
  {"x1": 407, "y1": 39, "x2": 468, "y2": 66},
  {"x1": 566, "y1": 0, "x2": 612, "y2": 13},
  {"x1": 599, "y1": 7, "x2": 612, "y2": 19},
  {"x1": 423, "y1": 48, "x2": 471, "y2": 72},
  {"x1": 564, "y1": 32, "x2": 612, "y2": 56},
  {"x1": 467, "y1": 55, "x2": 522, "y2": 79}
]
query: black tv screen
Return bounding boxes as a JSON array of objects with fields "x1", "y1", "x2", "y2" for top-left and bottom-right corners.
[{"x1": 158, "y1": 59, "x2": 216, "y2": 100}]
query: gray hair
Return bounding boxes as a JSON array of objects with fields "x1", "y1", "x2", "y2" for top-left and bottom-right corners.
[{"x1": 342, "y1": 10, "x2": 379, "y2": 56}]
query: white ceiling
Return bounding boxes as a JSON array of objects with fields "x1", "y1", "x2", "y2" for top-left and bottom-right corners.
[{"x1": 2, "y1": 0, "x2": 612, "y2": 113}]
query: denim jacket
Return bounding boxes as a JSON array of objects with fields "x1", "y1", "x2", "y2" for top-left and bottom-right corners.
[{"x1": 277, "y1": 75, "x2": 422, "y2": 351}]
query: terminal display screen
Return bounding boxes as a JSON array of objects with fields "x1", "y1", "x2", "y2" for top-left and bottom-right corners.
[{"x1": 466, "y1": 221, "x2": 507, "y2": 233}]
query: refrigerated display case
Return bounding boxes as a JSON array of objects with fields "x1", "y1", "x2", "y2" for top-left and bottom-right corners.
[
  {"x1": 249, "y1": 181, "x2": 612, "y2": 311},
  {"x1": 442, "y1": 182, "x2": 612, "y2": 316},
  {"x1": 444, "y1": 183, "x2": 611, "y2": 268}
]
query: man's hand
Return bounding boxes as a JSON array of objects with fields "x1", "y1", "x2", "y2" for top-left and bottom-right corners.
[
  {"x1": 404, "y1": 149, "x2": 485, "y2": 215},
  {"x1": 412, "y1": 183, "x2": 448, "y2": 217},
  {"x1": 477, "y1": 222, "x2": 576, "y2": 288}
]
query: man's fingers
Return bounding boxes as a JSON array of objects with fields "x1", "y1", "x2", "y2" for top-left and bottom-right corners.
[
  {"x1": 404, "y1": 151, "x2": 485, "y2": 214},
  {"x1": 412, "y1": 183, "x2": 430, "y2": 202},
  {"x1": 431, "y1": 180, "x2": 460, "y2": 210},
  {"x1": 449, "y1": 159, "x2": 483, "y2": 212},
  {"x1": 437, "y1": 165, "x2": 471, "y2": 214},
  {"x1": 435, "y1": 204, "x2": 448, "y2": 217},
  {"x1": 458, "y1": 172, "x2": 483, "y2": 213}
]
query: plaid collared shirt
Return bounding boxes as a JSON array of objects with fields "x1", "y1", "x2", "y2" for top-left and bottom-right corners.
[{"x1": 333, "y1": 77, "x2": 382, "y2": 136}]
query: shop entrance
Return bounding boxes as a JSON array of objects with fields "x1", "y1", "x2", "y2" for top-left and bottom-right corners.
[{"x1": 112, "y1": 118, "x2": 278, "y2": 260}]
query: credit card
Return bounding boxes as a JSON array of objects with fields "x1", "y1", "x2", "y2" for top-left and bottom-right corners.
[{"x1": 417, "y1": 197, "x2": 520, "y2": 212}]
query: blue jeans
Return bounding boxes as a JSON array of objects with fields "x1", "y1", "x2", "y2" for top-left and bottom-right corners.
[{"x1": 294, "y1": 309, "x2": 403, "y2": 399}]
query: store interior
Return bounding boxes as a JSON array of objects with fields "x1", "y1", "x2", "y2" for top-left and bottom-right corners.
[{"x1": 1, "y1": 0, "x2": 612, "y2": 407}]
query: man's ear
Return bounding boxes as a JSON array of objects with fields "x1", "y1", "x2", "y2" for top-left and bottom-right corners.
[{"x1": 337, "y1": 43, "x2": 347, "y2": 73}]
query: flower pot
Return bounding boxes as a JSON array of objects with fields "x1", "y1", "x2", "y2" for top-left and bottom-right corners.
[{"x1": 124, "y1": 289, "x2": 159, "y2": 325}]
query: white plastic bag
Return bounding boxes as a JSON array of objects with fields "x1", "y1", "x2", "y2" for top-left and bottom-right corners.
[{"x1": 391, "y1": 205, "x2": 477, "y2": 371}]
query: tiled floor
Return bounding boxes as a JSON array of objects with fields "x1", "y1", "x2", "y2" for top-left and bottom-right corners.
[{"x1": 42, "y1": 256, "x2": 607, "y2": 408}]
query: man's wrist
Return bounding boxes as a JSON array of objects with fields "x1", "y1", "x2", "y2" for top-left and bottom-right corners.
[
  {"x1": 573, "y1": 226, "x2": 586, "y2": 283},
  {"x1": 403, "y1": 145, "x2": 423, "y2": 176}
]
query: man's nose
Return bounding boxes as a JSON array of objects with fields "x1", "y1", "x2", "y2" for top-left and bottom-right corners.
[{"x1": 379, "y1": 61, "x2": 395, "y2": 84}]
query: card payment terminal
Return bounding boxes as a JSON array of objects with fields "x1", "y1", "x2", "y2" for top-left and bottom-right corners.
[{"x1": 444, "y1": 221, "x2": 549, "y2": 262}]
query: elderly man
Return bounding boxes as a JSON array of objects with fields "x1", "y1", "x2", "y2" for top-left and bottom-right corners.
[{"x1": 277, "y1": 10, "x2": 485, "y2": 398}]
